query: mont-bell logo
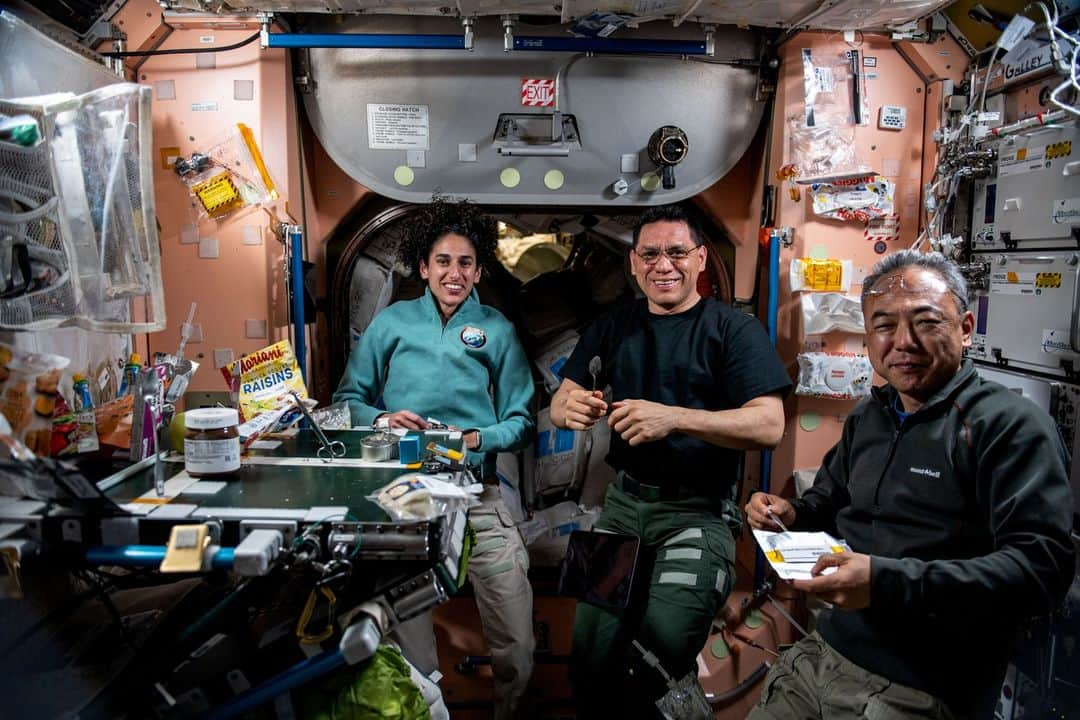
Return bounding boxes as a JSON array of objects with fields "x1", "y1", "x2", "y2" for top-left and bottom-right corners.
[{"x1": 910, "y1": 467, "x2": 941, "y2": 478}]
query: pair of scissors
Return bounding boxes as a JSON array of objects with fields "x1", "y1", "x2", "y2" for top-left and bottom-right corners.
[{"x1": 290, "y1": 392, "x2": 346, "y2": 462}]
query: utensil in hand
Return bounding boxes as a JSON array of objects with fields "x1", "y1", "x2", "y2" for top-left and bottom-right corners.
[{"x1": 588, "y1": 356, "x2": 602, "y2": 391}]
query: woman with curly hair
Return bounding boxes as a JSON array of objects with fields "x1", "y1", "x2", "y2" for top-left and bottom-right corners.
[{"x1": 333, "y1": 198, "x2": 536, "y2": 719}]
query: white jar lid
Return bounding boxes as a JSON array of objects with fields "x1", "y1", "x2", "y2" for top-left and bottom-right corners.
[{"x1": 186, "y1": 407, "x2": 240, "y2": 429}]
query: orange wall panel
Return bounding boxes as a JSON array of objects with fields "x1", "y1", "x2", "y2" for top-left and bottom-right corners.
[
  {"x1": 764, "y1": 31, "x2": 930, "y2": 498},
  {"x1": 128, "y1": 24, "x2": 294, "y2": 393}
]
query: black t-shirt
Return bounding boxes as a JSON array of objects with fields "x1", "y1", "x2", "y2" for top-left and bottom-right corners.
[{"x1": 561, "y1": 297, "x2": 791, "y2": 491}]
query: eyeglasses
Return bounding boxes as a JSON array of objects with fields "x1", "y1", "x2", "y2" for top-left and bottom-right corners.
[
  {"x1": 634, "y1": 246, "x2": 697, "y2": 265},
  {"x1": 864, "y1": 272, "x2": 968, "y2": 310}
]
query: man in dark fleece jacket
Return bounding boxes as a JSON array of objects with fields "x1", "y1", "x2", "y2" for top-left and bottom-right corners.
[{"x1": 746, "y1": 250, "x2": 1075, "y2": 720}]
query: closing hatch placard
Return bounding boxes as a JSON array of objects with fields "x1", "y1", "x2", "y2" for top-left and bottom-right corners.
[{"x1": 366, "y1": 104, "x2": 430, "y2": 150}]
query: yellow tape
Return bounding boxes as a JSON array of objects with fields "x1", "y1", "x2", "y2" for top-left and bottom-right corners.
[
  {"x1": 297, "y1": 585, "x2": 336, "y2": 644},
  {"x1": 131, "y1": 496, "x2": 173, "y2": 505},
  {"x1": 237, "y1": 123, "x2": 278, "y2": 200}
]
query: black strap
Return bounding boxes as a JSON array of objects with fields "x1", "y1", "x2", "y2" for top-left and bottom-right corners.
[{"x1": 0, "y1": 243, "x2": 32, "y2": 300}]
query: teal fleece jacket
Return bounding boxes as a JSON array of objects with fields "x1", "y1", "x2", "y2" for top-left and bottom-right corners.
[{"x1": 333, "y1": 289, "x2": 535, "y2": 470}]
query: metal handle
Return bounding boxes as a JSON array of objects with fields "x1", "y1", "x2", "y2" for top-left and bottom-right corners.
[
  {"x1": 496, "y1": 146, "x2": 570, "y2": 157},
  {"x1": 1071, "y1": 265, "x2": 1080, "y2": 354}
]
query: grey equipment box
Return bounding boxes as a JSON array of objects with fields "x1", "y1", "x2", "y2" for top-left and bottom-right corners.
[
  {"x1": 976, "y1": 124, "x2": 1080, "y2": 251},
  {"x1": 967, "y1": 251, "x2": 1080, "y2": 379}
]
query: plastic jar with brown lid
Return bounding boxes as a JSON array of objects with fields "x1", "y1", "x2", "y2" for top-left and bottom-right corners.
[{"x1": 184, "y1": 407, "x2": 241, "y2": 477}]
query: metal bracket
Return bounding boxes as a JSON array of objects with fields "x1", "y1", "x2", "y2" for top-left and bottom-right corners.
[
  {"x1": 82, "y1": 19, "x2": 124, "y2": 50},
  {"x1": 294, "y1": 74, "x2": 316, "y2": 94},
  {"x1": 501, "y1": 15, "x2": 515, "y2": 53},
  {"x1": 1061, "y1": 359, "x2": 1079, "y2": 382},
  {"x1": 888, "y1": 14, "x2": 946, "y2": 44},
  {"x1": 991, "y1": 347, "x2": 1010, "y2": 367},
  {"x1": 462, "y1": 17, "x2": 475, "y2": 51},
  {"x1": 292, "y1": 44, "x2": 316, "y2": 93},
  {"x1": 755, "y1": 55, "x2": 780, "y2": 101},
  {"x1": 703, "y1": 24, "x2": 716, "y2": 57},
  {"x1": 775, "y1": 226, "x2": 795, "y2": 248},
  {"x1": 1001, "y1": 231, "x2": 1017, "y2": 251}
]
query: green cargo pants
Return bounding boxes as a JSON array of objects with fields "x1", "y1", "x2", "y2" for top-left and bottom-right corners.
[
  {"x1": 571, "y1": 483, "x2": 736, "y2": 719},
  {"x1": 748, "y1": 632, "x2": 955, "y2": 720}
]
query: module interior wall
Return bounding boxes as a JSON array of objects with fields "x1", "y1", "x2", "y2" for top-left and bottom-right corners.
[
  {"x1": 121, "y1": 18, "x2": 292, "y2": 392},
  {"x1": 753, "y1": 31, "x2": 930, "y2": 545}
]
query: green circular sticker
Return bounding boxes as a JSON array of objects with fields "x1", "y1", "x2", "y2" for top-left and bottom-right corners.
[
  {"x1": 641, "y1": 172, "x2": 661, "y2": 192},
  {"x1": 710, "y1": 635, "x2": 730, "y2": 659},
  {"x1": 500, "y1": 168, "x2": 521, "y2": 188},
  {"x1": 799, "y1": 412, "x2": 821, "y2": 432},
  {"x1": 809, "y1": 245, "x2": 829, "y2": 260},
  {"x1": 544, "y1": 169, "x2": 565, "y2": 190},
  {"x1": 744, "y1": 607, "x2": 764, "y2": 629},
  {"x1": 393, "y1": 166, "x2": 415, "y2": 186}
]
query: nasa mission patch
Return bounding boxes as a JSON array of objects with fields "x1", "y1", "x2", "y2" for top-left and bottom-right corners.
[{"x1": 460, "y1": 326, "x2": 486, "y2": 349}]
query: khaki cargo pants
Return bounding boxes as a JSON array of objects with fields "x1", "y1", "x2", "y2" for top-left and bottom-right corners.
[
  {"x1": 748, "y1": 632, "x2": 955, "y2": 720},
  {"x1": 392, "y1": 487, "x2": 534, "y2": 720}
]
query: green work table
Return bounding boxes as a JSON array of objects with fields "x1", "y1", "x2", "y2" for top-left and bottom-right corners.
[{"x1": 101, "y1": 429, "x2": 461, "y2": 523}]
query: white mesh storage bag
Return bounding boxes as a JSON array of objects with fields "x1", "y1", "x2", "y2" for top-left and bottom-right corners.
[{"x1": 0, "y1": 83, "x2": 164, "y2": 332}]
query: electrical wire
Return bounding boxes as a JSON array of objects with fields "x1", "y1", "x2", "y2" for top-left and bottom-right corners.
[
  {"x1": 100, "y1": 31, "x2": 261, "y2": 58},
  {"x1": 976, "y1": 45, "x2": 1001, "y2": 117},
  {"x1": 706, "y1": 662, "x2": 771, "y2": 706},
  {"x1": 1023, "y1": 1, "x2": 1080, "y2": 116}
]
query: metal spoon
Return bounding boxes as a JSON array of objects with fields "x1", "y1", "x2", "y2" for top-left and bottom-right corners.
[{"x1": 588, "y1": 356, "x2": 602, "y2": 391}]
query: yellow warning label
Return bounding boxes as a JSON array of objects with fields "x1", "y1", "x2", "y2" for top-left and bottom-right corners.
[
  {"x1": 1006, "y1": 271, "x2": 1019, "y2": 283},
  {"x1": 1017, "y1": 148, "x2": 1028, "y2": 161},
  {"x1": 1047, "y1": 141, "x2": 1073, "y2": 160},
  {"x1": 1036, "y1": 272, "x2": 1062, "y2": 288},
  {"x1": 765, "y1": 550, "x2": 785, "y2": 563},
  {"x1": 193, "y1": 172, "x2": 243, "y2": 217}
]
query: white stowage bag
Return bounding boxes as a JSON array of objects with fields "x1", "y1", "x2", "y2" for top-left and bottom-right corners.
[
  {"x1": 404, "y1": 660, "x2": 449, "y2": 720},
  {"x1": 801, "y1": 292, "x2": 865, "y2": 335},
  {"x1": 368, "y1": 473, "x2": 481, "y2": 521},
  {"x1": 795, "y1": 352, "x2": 874, "y2": 400}
]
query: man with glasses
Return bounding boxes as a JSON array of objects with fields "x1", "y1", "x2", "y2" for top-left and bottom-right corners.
[
  {"x1": 551, "y1": 204, "x2": 790, "y2": 718},
  {"x1": 746, "y1": 250, "x2": 1075, "y2": 719}
]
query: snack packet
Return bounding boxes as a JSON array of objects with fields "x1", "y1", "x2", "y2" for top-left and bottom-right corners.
[
  {"x1": 795, "y1": 352, "x2": 873, "y2": 400},
  {"x1": 238, "y1": 395, "x2": 316, "y2": 446},
  {"x1": 220, "y1": 340, "x2": 307, "y2": 422},
  {"x1": 50, "y1": 394, "x2": 98, "y2": 456},
  {"x1": 311, "y1": 401, "x2": 351, "y2": 431},
  {"x1": 0, "y1": 343, "x2": 71, "y2": 456}
]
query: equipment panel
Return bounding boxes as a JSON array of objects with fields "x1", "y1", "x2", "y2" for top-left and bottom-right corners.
[
  {"x1": 966, "y1": 252, "x2": 1080, "y2": 379},
  {"x1": 969, "y1": 178, "x2": 997, "y2": 251},
  {"x1": 990, "y1": 124, "x2": 1080, "y2": 249},
  {"x1": 974, "y1": 364, "x2": 1080, "y2": 523}
]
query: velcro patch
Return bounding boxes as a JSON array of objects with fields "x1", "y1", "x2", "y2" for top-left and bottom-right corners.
[
  {"x1": 658, "y1": 571, "x2": 697, "y2": 586},
  {"x1": 663, "y1": 528, "x2": 703, "y2": 546}
]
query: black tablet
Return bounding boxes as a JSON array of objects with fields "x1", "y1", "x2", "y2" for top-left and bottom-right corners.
[{"x1": 557, "y1": 530, "x2": 640, "y2": 610}]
